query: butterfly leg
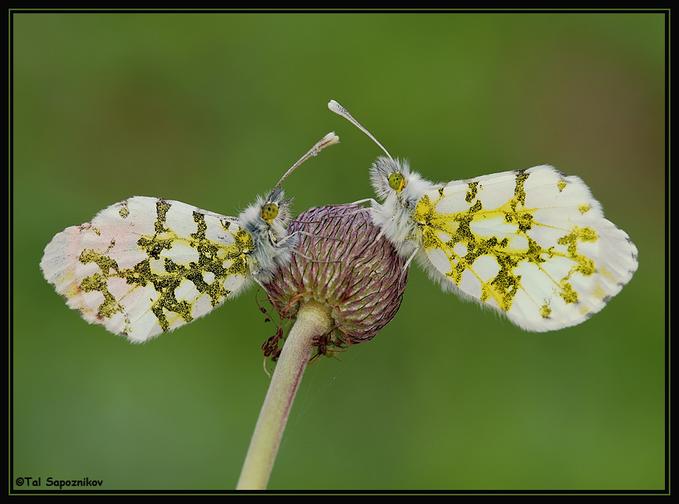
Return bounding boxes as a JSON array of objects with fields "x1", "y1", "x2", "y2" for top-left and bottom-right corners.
[
  {"x1": 291, "y1": 206, "x2": 370, "y2": 225},
  {"x1": 297, "y1": 230, "x2": 343, "y2": 241},
  {"x1": 402, "y1": 246, "x2": 420, "y2": 274},
  {"x1": 282, "y1": 230, "x2": 344, "y2": 244},
  {"x1": 291, "y1": 249, "x2": 342, "y2": 264},
  {"x1": 349, "y1": 197, "x2": 379, "y2": 206},
  {"x1": 271, "y1": 230, "x2": 341, "y2": 249},
  {"x1": 273, "y1": 231, "x2": 296, "y2": 247}
]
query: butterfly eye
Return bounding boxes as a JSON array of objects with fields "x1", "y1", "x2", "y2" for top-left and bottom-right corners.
[
  {"x1": 388, "y1": 172, "x2": 406, "y2": 192},
  {"x1": 260, "y1": 203, "x2": 279, "y2": 223}
]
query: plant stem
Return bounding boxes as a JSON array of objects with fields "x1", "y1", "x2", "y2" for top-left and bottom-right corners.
[{"x1": 237, "y1": 301, "x2": 332, "y2": 490}]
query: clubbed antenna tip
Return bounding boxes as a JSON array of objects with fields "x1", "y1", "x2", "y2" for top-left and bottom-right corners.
[
  {"x1": 274, "y1": 131, "x2": 340, "y2": 189},
  {"x1": 327, "y1": 99, "x2": 393, "y2": 160}
]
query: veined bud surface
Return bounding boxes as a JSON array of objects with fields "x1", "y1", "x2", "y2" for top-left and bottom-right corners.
[{"x1": 265, "y1": 205, "x2": 407, "y2": 348}]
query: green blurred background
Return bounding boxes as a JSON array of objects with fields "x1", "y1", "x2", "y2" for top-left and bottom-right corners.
[{"x1": 13, "y1": 13, "x2": 665, "y2": 490}]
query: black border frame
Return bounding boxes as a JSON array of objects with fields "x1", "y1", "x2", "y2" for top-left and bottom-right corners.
[{"x1": 6, "y1": 6, "x2": 670, "y2": 496}]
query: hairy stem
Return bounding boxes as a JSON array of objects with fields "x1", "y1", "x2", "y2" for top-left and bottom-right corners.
[{"x1": 237, "y1": 301, "x2": 332, "y2": 490}]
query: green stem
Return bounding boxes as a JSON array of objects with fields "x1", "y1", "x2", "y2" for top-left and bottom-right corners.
[{"x1": 237, "y1": 301, "x2": 332, "y2": 490}]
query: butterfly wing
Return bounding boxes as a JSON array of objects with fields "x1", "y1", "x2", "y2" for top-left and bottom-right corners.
[
  {"x1": 41, "y1": 196, "x2": 255, "y2": 343},
  {"x1": 413, "y1": 166, "x2": 638, "y2": 331}
]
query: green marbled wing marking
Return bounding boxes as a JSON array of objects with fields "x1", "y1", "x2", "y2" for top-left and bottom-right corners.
[
  {"x1": 413, "y1": 165, "x2": 638, "y2": 332},
  {"x1": 41, "y1": 196, "x2": 255, "y2": 343}
]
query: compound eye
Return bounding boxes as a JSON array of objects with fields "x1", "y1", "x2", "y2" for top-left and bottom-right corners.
[
  {"x1": 260, "y1": 203, "x2": 279, "y2": 223},
  {"x1": 388, "y1": 172, "x2": 406, "y2": 192}
]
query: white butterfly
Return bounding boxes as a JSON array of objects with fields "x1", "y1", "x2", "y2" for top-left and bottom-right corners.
[
  {"x1": 40, "y1": 133, "x2": 339, "y2": 343},
  {"x1": 328, "y1": 100, "x2": 638, "y2": 332}
]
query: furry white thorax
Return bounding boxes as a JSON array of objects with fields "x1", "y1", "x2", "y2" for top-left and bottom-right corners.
[
  {"x1": 369, "y1": 157, "x2": 437, "y2": 259},
  {"x1": 237, "y1": 190, "x2": 297, "y2": 283}
]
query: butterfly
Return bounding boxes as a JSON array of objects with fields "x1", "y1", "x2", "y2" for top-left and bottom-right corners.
[
  {"x1": 40, "y1": 132, "x2": 339, "y2": 343},
  {"x1": 328, "y1": 99, "x2": 638, "y2": 332}
]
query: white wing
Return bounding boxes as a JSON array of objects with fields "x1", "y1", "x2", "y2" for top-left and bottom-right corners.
[
  {"x1": 41, "y1": 196, "x2": 255, "y2": 343},
  {"x1": 412, "y1": 166, "x2": 638, "y2": 331}
]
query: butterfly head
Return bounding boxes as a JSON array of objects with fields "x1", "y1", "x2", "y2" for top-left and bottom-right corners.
[
  {"x1": 260, "y1": 202, "x2": 279, "y2": 222},
  {"x1": 371, "y1": 156, "x2": 411, "y2": 200},
  {"x1": 260, "y1": 187, "x2": 291, "y2": 227},
  {"x1": 388, "y1": 172, "x2": 407, "y2": 193}
]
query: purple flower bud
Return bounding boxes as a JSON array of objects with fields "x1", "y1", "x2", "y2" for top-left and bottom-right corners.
[{"x1": 265, "y1": 205, "x2": 407, "y2": 349}]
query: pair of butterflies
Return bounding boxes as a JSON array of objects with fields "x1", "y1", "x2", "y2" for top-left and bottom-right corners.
[{"x1": 41, "y1": 100, "x2": 638, "y2": 343}]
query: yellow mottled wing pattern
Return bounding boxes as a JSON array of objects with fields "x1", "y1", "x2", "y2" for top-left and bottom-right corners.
[
  {"x1": 41, "y1": 197, "x2": 255, "y2": 342},
  {"x1": 413, "y1": 166, "x2": 638, "y2": 331}
]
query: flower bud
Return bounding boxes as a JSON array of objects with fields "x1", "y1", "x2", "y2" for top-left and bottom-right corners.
[{"x1": 265, "y1": 204, "x2": 407, "y2": 350}]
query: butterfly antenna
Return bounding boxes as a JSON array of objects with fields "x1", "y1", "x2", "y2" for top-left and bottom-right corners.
[
  {"x1": 274, "y1": 131, "x2": 340, "y2": 188},
  {"x1": 328, "y1": 99, "x2": 393, "y2": 160}
]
